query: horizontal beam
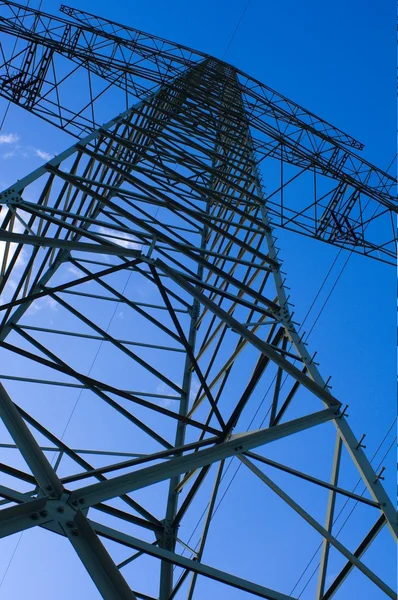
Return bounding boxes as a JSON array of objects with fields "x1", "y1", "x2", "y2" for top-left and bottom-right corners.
[
  {"x1": 244, "y1": 451, "x2": 380, "y2": 508},
  {"x1": 155, "y1": 258, "x2": 342, "y2": 410},
  {"x1": 239, "y1": 455, "x2": 396, "y2": 599},
  {"x1": 0, "y1": 497, "x2": 50, "y2": 538},
  {"x1": 0, "y1": 230, "x2": 142, "y2": 257},
  {"x1": 90, "y1": 520, "x2": 298, "y2": 600},
  {"x1": 69, "y1": 408, "x2": 336, "y2": 508}
]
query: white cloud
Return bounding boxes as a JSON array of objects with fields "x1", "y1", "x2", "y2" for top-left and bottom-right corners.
[
  {"x1": 67, "y1": 264, "x2": 83, "y2": 277},
  {"x1": 97, "y1": 225, "x2": 141, "y2": 250},
  {"x1": 155, "y1": 382, "x2": 180, "y2": 407},
  {"x1": 26, "y1": 294, "x2": 58, "y2": 315},
  {"x1": 0, "y1": 133, "x2": 19, "y2": 144},
  {"x1": 190, "y1": 376, "x2": 201, "y2": 402},
  {"x1": 2, "y1": 147, "x2": 27, "y2": 160},
  {"x1": 2, "y1": 150, "x2": 17, "y2": 159},
  {"x1": 0, "y1": 141, "x2": 52, "y2": 161},
  {"x1": 35, "y1": 149, "x2": 53, "y2": 161}
]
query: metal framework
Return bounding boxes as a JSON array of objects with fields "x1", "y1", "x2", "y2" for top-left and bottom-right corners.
[{"x1": 0, "y1": 3, "x2": 396, "y2": 600}]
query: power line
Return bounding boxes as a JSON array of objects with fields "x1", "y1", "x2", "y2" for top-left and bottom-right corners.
[
  {"x1": 222, "y1": 0, "x2": 252, "y2": 59},
  {"x1": 291, "y1": 418, "x2": 397, "y2": 596}
]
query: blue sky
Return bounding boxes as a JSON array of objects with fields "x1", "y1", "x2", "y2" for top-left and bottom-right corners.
[{"x1": 0, "y1": 1, "x2": 396, "y2": 598}]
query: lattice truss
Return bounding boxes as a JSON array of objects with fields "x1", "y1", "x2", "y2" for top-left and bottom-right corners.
[{"x1": 0, "y1": 3, "x2": 396, "y2": 600}]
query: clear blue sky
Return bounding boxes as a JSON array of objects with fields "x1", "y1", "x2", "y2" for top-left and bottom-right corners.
[{"x1": 0, "y1": 1, "x2": 395, "y2": 599}]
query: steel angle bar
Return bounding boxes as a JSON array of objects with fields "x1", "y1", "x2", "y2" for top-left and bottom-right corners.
[
  {"x1": 333, "y1": 419, "x2": 398, "y2": 538},
  {"x1": 0, "y1": 485, "x2": 35, "y2": 505},
  {"x1": 0, "y1": 384, "x2": 64, "y2": 497},
  {"x1": 185, "y1": 460, "x2": 225, "y2": 600},
  {"x1": 195, "y1": 260, "x2": 271, "y2": 354},
  {"x1": 90, "y1": 520, "x2": 298, "y2": 600},
  {"x1": 244, "y1": 449, "x2": 379, "y2": 508},
  {"x1": 172, "y1": 465, "x2": 211, "y2": 521},
  {"x1": 1, "y1": 334, "x2": 174, "y2": 450},
  {"x1": 0, "y1": 463, "x2": 36, "y2": 485},
  {"x1": 61, "y1": 437, "x2": 216, "y2": 485},
  {"x1": 49, "y1": 292, "x2": 183, "y2": 396},
  {"x1": 149, "y1": 264, "x2": 226, "y2": 430},
  {"x1": 51, "y1": 156, "x2": 279, "y2": 277},
  {"x1": 63, "y1": 511, "x2": 138, "y2": 600},
  {"x1": 67, "y1": 259, "x2": 187, "y2": 344},
  {"x1": 0, "y1": 496, "x2": 51, "y2": 538},
  {"x1": 162, "y1": 268, "x2": 275, "y2": 317},
  {"x1": 156, "y1": 245, "x2": 272, "y2": 270},
  {"x1": 17, "y1": 324, "x2": 184, "y2": 353},
  {"x1": 68, "y1": 409, "x2": 335, "y2": 508},
  {"x1": 2, "y1": 333, "x2": 219, "y2": 440},
  {"x1": 0, "y1": 230, "x2": 142, "y2": 258},
  {"x1": 239, "y1": 455, "x2": 396, "y2": 599},
  {"x1": 155, "y1": 258, "x2": 342, "y2": 408},
  {"x1": 14, "y1": 404, "x2": 162, "y2": 527},
  {"x1": 316, "y1": 435, "x2": 343, "y2": 599},
  {"x1": 223, "y1": 327, "x2": 285, "y2": 433},
  {"x1": 322, "y1": 515, "x2": 387, "y2": 600}
]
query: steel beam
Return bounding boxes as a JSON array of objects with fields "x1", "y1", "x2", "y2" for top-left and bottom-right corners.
[
  {"x1": 68, "y1": 409, "x2": 335, "y2": 508},
  {"x1": 64, "y1": 511, "x2": 138, "y2": 600},
  {"x1": 0, "y1": 383, "x2": 64, "y2": 496},
  {"x1": 239, "y1": 455, "x2": 396, "y2": 599},
  {"x1": 90, "y1": 520, "x2": 298, "y2": 600}
]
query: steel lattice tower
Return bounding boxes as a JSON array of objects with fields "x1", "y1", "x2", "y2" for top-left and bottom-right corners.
[{"x1": 0, "y1": 3, "x2": 396, "y2": 600}]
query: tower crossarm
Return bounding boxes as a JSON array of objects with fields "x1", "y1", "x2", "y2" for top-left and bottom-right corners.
[
  {"x1": 59, "y1": 4, "x2": 365, "y2": 152},
  {"x1": 0, "y1": 3, "x2": 396, "y2": 263},
  {"x1": 0, "y1": 0, "x2": 366, "y2": 153}
]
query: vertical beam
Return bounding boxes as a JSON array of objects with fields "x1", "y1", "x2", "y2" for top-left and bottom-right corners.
[
  {"x1": 316, "y1": 433, "x2": 342, "y2": 599},
  {"x1": 322, "y1": 515, "x2": 386, "y2": 599},
  {"x1": 159, "y1": 196, "x2": 211, "y2": 600},
  {"x1": 186, "y1": 460, "x2": 224, "y2": 600},
  {"x1": 269, "y1": 335, "x2": 287, "y2": 426},
  {"x1": 238, "y1": 455, "x2": 396, "y2": 598}
]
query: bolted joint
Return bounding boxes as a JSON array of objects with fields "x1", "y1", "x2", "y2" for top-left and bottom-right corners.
[
  {"x1": 58, "y1": 249, "x2": 72, "y2": 263},
  {"x1": 191, "y1": 302, "x2": 201, "y2": 320},
  {"x1": 0, "y1": 188, "x2": 23, "y2": 205}
]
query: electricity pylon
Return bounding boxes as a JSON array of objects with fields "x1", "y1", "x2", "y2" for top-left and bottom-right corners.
[{"x1": 0, "y1": 3, "x2": 396, "y2": 600}]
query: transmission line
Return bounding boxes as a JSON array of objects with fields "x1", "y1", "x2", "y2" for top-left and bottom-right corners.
[{"x1": 291, "y1": 417, "x2": 397, "y2": 596}]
